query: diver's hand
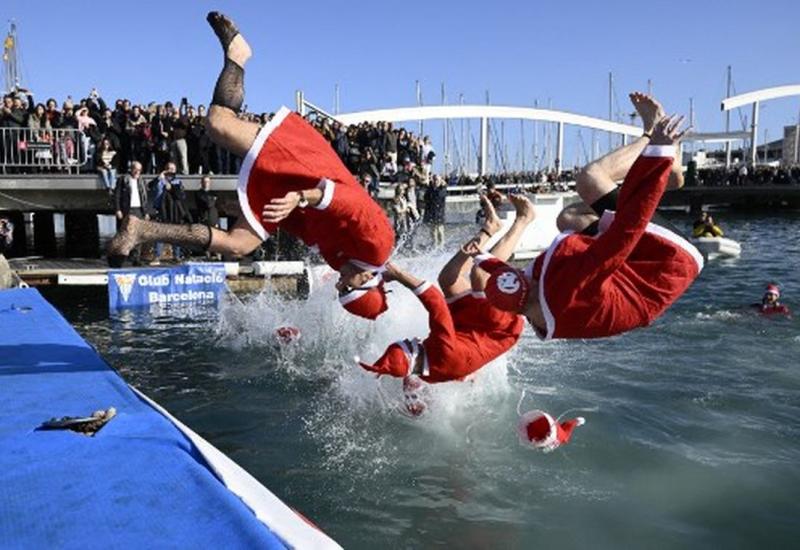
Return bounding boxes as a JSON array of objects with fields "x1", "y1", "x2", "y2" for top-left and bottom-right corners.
[
  {"x1": 262, "y1": 191, "x2": 301, "y2": 224},
  {"x1": 650, "y1": 114, "x2": 691, "y2": 146},
  {"x1": 461, "y1": 239, "x2": 483, "y2": 257}
]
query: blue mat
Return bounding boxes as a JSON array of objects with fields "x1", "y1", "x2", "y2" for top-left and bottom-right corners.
[{"x1": 0, "y1": 288, "x2": 285, "y2": 549}]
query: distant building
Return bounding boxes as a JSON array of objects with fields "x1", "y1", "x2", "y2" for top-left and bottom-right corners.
[{"x1": 783, "y1": 125, "x2": 800, "y2": 165}]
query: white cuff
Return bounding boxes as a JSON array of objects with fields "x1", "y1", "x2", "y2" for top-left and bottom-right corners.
[
  {"x1": 642, "y1": 145, "x2": 676, "y2": 158},
  {"x1": 312, "y1": 178, "x2": 335, "y2": 210},
  {"x1": 474, "y1": 252, "x2": 494, "y2": 265},
  {"x1": 413, "y1": 281, "x2": 433, "y2": 296}
]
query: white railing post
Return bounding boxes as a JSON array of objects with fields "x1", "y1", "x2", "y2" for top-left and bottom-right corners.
[
  {"x1": 479, "y1": 117, "x2": 488, "y2": 175},
  {"x1": 750, "y1": 101, "x2": 759, "y2": 166},
  {"x1": 556, "y1": 122, "x2": 564, "y2": 174}
]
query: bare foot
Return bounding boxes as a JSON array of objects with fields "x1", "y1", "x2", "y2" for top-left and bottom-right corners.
[
  {"x1": 207, "y1": 11, "x2": 252, "y2": 66},
  {"x1": 629, "y1": 92, "x2": 665, "y2": 134},
  {"x1": 480, "y1": 195, "x2": 503, "y2": 235},
  {"x1": 508, "y1": 193, "x2": 536, "y2": 223},
  {"x1": 107, "y1": 215, "x2": 140, "y2": 267}
]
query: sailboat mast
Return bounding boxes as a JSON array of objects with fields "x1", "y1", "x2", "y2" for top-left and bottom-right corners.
[{"x1": 725, "y1": 65, "x2": 732, "y2": 167}]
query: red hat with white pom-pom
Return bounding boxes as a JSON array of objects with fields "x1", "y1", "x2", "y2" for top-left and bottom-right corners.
[
  {"x1": 517, "y1": 410, "x2": 585, "y2": 452},
  {"x1": 339, "y1": 276, "x2": 389, "y2": 320}
]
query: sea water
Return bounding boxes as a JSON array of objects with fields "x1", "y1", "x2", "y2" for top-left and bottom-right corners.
[{"x1": 52, "y1": 213, "x2": 800, "y2": 549}]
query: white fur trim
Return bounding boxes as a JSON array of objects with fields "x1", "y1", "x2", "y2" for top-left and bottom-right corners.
[
  {"x1": 395, "y1": 339, "x2": 420, "y2": 377},
  {"x1": 517, "y1": 410, "x2": 560, "y2": 452},
  {"x1": 474, "y1": 252, "x2": 494, "y2": 267},
  {"x1": 536, "y1": 232, "x2": 572, "y2": 341},
  {"x1": 236, "y1": 106, "x2": 291, "y2": 241},
  {"x1": 350, "y1": 259, "x2": 387, "y2": 273},
  {"x1": 337, "y1": 273, "x2": 383, "y2": 305},
  {"x1": 339, "y1": 289, "x2": 367, "y2": 305},
  {"x1": 413, "y1": 281, "x2": 433, "y2": 296},
  {"x1": 471, "y1": 291, "x2": 487, "y2": 299},
  {"x1": 312, "y1": 178, "x2": 335, "y2": 210},
  {"x1": 445, "y1": 290, "x2": 472, "y2": 304},
  {"x1": 642, "y1": 145, "x2": 675, "y2": 158},
  {"x1": 576, "y1": 417, "x2": 586, "y2": 426},
  {"x1": 598, "y1": 211, "x2": 704, "y2": 272}
]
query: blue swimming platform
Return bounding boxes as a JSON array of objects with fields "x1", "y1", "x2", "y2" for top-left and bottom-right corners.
[{"x1": 0, "y1": 288, "x2": 340, "y2": 550}]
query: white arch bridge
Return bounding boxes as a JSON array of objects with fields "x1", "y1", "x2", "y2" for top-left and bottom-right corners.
[
  {"x1": 297, "y1": 91, "x2": 642, "y2": 175},
  {"x1": 297, "y1": 82, "x2": 800, "y2": 173}
]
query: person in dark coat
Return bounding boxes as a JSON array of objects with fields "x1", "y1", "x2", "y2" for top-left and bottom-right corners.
[
  {"x1": 196, "y1": 175, "x2": 220, "y2": 228},
  {"x1": 424, "y1": 174, "x2": 448, "y2": 248}
]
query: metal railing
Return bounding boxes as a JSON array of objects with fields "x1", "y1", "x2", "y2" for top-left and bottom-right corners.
[{"x1": 0, "y1": 128, "x2": 89, "y2": 173}]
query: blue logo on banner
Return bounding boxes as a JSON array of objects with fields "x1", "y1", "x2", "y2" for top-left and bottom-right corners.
[{"x1": 108, "y1": 263, "x2": 227, "y2": 310}]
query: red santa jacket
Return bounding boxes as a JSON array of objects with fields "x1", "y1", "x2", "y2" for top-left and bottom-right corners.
[
  {"x1": 239, "y1": 108, "x2": 395, "y2": 271},
  {"x1": 416, "y1": 283, "x2": 523, "y2": 382},
  {"x1": 527, "y1": 145, "x2": 704, "y2": 339},
  {"x1": 280, "y1": 178, "x2": 394, "y2": 271},
  {"x1": 361, "y1": 282, "x2": 523, "y2": 383}
]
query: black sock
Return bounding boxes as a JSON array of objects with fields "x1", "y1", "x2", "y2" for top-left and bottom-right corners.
[{"x1": 211, "y1": 58, "x2": 245, "y2": 113}]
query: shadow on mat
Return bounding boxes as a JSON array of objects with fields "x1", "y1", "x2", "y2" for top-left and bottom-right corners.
[{"x1": 0, "y1": 344, "x2": 108, "y2": 375}]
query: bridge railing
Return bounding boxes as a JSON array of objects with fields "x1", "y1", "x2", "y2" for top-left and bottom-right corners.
[{"x1": 0, "y1": 128, "x2": 89, "y2": 173}]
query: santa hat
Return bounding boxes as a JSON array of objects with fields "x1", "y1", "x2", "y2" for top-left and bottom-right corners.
[
  {"x1": 475, "y1": 253, "x2": 530, "y2": 313},
  {"x1": 274, "y1": 326, "x2": 301, "y2": 345},
  {"x1": 765, "y1": 284, "x2": 780, "y2": 298},
  {"x1": 516, "y1": 410, "x2": 585, "y2": 452},
  {"x1": 339, "y1": 276, "x2": 389, "y2": 320},
  {"x1": 402, "y1": 374, "x2": 428, "y2": 417},
  {"x1": 356, "y1": 343, "x2": 410, "y2": 378}
]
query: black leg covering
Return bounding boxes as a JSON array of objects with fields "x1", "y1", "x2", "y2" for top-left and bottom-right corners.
[{"x1": 211, "y1": 58, "x2": 245, "y2": 113}]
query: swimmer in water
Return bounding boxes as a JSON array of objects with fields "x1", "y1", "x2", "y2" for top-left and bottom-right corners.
[
  {"x1": 108, "y1": 11, "x2": 395, "y2": 320},
  {"x1": 752, "y1": 284, "x2": 791, "y2": 317},
  {"x1": 357, "y1": 194, "x2": 535, "y2": 415}
]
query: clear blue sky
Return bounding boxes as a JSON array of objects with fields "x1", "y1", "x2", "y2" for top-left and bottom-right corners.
[{"x1": 4, "y1": 0, "x2": 800, "y2": 169}]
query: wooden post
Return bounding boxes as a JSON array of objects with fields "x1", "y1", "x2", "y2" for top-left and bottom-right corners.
[
  {"x1": 33, "y1": 211, "x2": 57, "y2": 257},
  {"x1": 64, "y1": 212, "x2": 100, "y2": 258}
]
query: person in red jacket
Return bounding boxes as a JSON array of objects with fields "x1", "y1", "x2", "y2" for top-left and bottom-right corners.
[
  {"x1": 357, "y1": 194, "x2": 534, "y2": 414},
  {"x1": 473, "y1": 110, "x2": 703, "y2": 340},
  {"x1": 107, "y1": 12, "x2": 394, "y2": 319}
]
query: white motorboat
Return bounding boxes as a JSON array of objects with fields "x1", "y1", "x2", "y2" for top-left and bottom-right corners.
[{"x1": 692, "y1": 236, "x2": 742, "y2": 259}]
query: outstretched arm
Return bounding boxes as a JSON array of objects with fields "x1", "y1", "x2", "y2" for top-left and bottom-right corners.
[
  {"x1": 438, "y1": 195, "x2": 505, "y2": 297},
  {"x1": 385, "y1": 262, "x2": 456, "y2": 342},
  {"x1": 487, "y1": 194, "x2": 535, "y2": 262},
  {"x1": 584, "y1": 115, "x2": 690, "y2": 279}
]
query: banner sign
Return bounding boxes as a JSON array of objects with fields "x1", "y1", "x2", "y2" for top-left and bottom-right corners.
[{"x1": 108, "y1": 263, "x2": 227, "y2": 310}]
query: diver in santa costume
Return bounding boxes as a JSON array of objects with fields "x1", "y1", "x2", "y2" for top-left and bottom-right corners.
[
  {"x1": 357, "y1": 194, "x2": 536, "y2": 413},
  {"x1": 108, "y1": 11, "x2": 394, "y2": 319},
  {"x1": 473, "y1": 104, "x2": 703, "y2": 340}
]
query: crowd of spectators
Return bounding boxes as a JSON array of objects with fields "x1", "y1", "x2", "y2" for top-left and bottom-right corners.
[
  {"x1": 307, "y1": 114, "x2": 435, "y2": 190},
  {"x1": 687, "y1": 163, "x2": 800, "y2": 187},
  {"x1": 0, "y1": 88, "x2": 270, "y2": 181}
]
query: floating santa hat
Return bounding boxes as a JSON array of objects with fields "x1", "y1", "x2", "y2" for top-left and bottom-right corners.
[
  {"x1": 517, "y1": 410, "x2": 585, "y2": 452},
  {"x1": 339, "y1": 275, "x2": 389, "y2": 319},
  {"x1": 402, "y1": 374, "x2": 428, "y2": 417},
  {"x1": 274, "y1": 326, "x2": 301, "y2": 345},
  {"x1": 475, "y1": 253, "x2": 531, "y2": 312}
]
